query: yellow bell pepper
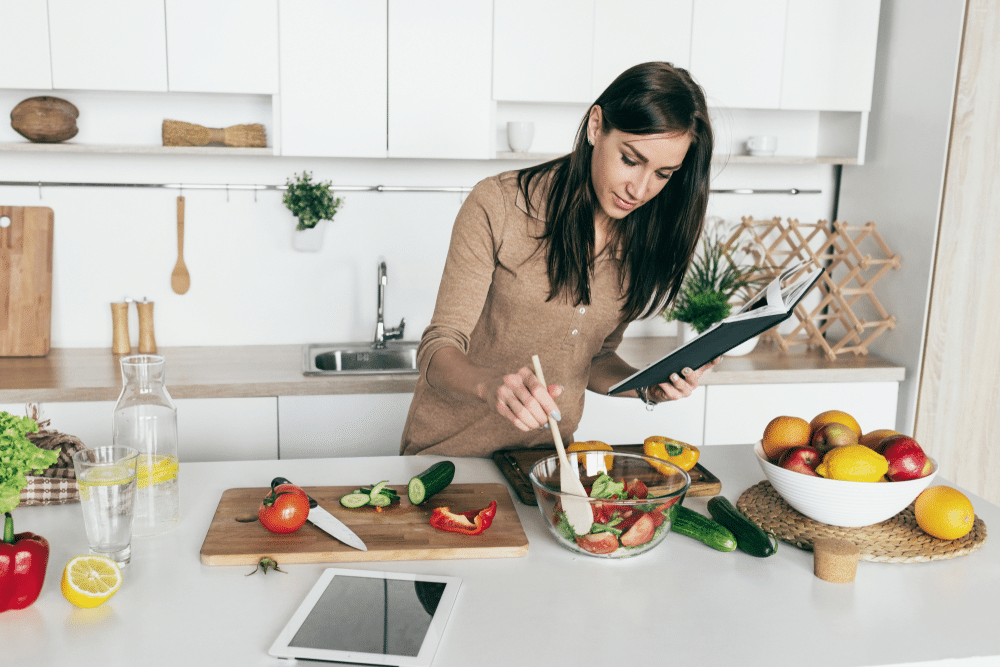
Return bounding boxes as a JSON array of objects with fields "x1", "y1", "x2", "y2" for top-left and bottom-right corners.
[
  {"x1": 566, "y1": 441, "x2": 614, "y2": 470},
  {"x1": 643, "y1": 436, "x2": 700, "y2": 473}
]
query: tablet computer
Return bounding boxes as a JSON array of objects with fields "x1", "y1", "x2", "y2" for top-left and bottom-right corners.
[{"x1": 268, "y1": 568, "x2": 462, "y2": 666}]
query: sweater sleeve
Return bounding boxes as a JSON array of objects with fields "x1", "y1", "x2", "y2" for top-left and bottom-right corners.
[{"x1": 417, "y1": 176, "x2": 507, "y2": 377}]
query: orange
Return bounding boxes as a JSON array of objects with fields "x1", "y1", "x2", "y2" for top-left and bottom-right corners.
[
  {"x1": 914, "y1": 486, "x2": 975, "y2": 540},
  {"x1": 809, "y1": 410, "x2": 862, "y2": 438},
  {"x1": 566, "y1": 441, "x2": 613, "y2": 470},
  {"x1": 858, "y1": 429, "x2": 900, "y2": 451},
  {"x1": 761, "y1": 416, "x2": 811, "y2": 461}
]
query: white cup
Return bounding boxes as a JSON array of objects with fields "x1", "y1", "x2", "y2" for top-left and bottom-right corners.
[
  {"x1": 746, "y1": 135, "x2": 778, "y2": 157},
  {"x1": 507, "y1": 121, "x2": 535, "y2": 153}
]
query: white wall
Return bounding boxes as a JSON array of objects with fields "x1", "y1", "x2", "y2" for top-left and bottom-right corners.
[{"x1": 1, "y1": 148, "x2": 837, "y2": 349}]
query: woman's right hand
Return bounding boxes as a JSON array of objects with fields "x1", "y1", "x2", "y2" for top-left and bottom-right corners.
[{"x1": 479, "y1": 367, "x2": 563, "y2": 432}]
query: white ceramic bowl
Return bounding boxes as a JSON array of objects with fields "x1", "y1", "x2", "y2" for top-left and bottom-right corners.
[{"x1": 754, "y1": 441, "x2": 938, "y2": 527}]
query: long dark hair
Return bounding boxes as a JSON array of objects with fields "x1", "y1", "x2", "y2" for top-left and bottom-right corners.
[{"x1": 517, "y1": 62, "x2": 713, "y2": 322}]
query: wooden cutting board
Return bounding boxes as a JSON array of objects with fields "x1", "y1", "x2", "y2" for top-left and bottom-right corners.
[
  {"x1": 200, "y1": 483, "x2": 529, "y2": 566},
  {"x1": 0, "y1": 206, "x2": 54, "y2": 357}
]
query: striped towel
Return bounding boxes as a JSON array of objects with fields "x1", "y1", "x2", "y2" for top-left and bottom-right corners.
[{"x1": 19, "y1": 418, "x2": 89, "y2": 506}]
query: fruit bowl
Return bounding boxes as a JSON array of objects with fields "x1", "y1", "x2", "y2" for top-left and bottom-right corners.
[
  {"x1": 754, "y1": 442, "x2": 938, "y2": 527},
  {"x1": 528, "y1": 450, "x2": 690, "y2": 558}
]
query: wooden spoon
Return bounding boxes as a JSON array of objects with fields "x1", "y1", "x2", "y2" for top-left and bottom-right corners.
[
  {"x1": 531, "y1": 355, "x2": 593, "y2": 535},
  {"x1": 171, "y1": 195, "x2": 190, "y2": 294}
]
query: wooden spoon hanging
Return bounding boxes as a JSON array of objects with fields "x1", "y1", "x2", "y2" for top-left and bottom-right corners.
[{"x1": 171, "y1": 195, "x2": 190, "y2": 294}]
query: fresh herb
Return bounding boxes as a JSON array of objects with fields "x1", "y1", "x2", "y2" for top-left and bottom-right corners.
[
  {"x1": 282, "y1": 171, "x2": 343, "y2": 230},
  {"x1": 246, "y1": 556, "x2": 287, "y2": 576},
  {"x1": 0, "y1": 412, "x2": 57, "y2": 516}
]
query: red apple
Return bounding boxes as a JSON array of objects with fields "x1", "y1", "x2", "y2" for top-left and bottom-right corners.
[
  {"x1": 778, "y1": 446, "x2": 822, "y2": 476},
  {"x1": 811, "y1": 421, "x2": 859, "y2": 453},
  {"x1": 880, "y1": 434, "x2": 929, "y2": 481}
]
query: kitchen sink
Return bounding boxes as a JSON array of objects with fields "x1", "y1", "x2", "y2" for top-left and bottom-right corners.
[{"x1": 302, "y1": 341, "x2": 419, "y2": 375}]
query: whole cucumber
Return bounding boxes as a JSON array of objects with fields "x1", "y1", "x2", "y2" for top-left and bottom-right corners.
[{"x1": 707, "y1": 496, "x2": 778, "y2": 557}]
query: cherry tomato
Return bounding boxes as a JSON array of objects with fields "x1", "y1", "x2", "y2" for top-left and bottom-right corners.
[{"x1": 258, "y1": 483, "x2": 310, "y2": 534}]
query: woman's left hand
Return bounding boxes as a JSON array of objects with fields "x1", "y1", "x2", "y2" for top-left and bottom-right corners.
[{"x1": 644, "y1": 357, "x2": 721, "y2": 403}]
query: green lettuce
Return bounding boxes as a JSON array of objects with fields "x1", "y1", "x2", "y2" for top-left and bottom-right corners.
[
  {"x1": 0, "y1": 412, "x2": 58, "y2": 514},
  {"x1": 589, "y1": 473, "x2": 625, "y2": 500}
]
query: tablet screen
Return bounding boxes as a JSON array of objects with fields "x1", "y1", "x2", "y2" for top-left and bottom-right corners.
[{"x1": 289, "y1": 576, "x2": 445, "y2": 656}]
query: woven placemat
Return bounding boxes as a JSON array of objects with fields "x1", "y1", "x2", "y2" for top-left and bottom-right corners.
[{"x1": 737, "y1": 481, "x2": 988, "y2": 563}]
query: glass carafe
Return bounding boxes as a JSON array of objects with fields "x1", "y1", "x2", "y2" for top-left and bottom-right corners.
[{"x1": 112, "y1": 354, "x2": 180, "y2": 536}]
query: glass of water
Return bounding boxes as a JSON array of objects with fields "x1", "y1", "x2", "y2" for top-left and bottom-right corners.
[{"x1": 73, "y1": 446, "x2": 140, "y2": 566}]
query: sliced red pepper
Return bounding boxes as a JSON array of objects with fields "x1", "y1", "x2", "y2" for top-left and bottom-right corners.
[
  {"x1": 1, "y1": 512, "x2": 50, "y2": 613},
  {"x1": 429, "y1": 501, "x2": 497, "y2": 535}
]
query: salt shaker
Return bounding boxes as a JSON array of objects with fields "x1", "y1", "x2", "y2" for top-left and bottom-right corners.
[{"x1": 136, "y1": 298, "x2": 157, "y2": 354}]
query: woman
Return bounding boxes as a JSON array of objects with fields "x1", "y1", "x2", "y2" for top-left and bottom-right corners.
[{"x1": 401, "y1": 62, "x2": 716, "y2": 457}]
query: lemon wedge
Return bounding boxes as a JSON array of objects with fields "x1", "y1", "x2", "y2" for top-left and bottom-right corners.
[{"x1": 61, "y1": 555, "x2": 123, "y2": 608}]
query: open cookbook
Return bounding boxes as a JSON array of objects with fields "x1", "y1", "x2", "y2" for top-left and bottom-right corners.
[{"x1": 608, "y1": 263, "x2": 825, "y2": 396}]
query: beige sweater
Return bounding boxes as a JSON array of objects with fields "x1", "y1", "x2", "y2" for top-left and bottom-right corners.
[{"x1": 399, "y1": 171, "x2": 631, "y2": 457}]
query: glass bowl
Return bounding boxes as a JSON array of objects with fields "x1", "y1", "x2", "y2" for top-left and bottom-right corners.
[{"x1": 528, "y1": 450, "x2": 691, "y2": 558}]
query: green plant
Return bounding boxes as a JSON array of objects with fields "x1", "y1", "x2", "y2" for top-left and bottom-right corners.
[
  {"x1": 282, "y1": 171, "x2": 343, "y2": 230},
  {"x1": 665, "y1": 221, "x2": 770, "y2": 333}
]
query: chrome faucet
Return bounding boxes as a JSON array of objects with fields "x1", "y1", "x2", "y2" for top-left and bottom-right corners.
[{"x1": 373, "y1": 259, "x2": 405, "y2": 348}]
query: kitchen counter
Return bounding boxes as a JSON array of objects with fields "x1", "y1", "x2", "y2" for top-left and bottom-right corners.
[
  {"x1": 0, "y1": 337, "x2": 905, "y2": 403},
  {"x1": 3, "y1": 444, "x2": 996, "y2": 667}
]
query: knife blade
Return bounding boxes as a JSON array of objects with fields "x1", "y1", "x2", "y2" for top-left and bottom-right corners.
[{"x1": 271, "y1": 477, "x2": 367, "y2": 551}]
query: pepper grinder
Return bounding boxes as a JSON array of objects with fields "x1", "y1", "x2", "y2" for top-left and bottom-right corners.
[
  {"x1": 111, "y1": 298, "x2": 133, "y2": 355},
  {"x1": 136, "y1": 298, "x2": 157, "y2": 354}
]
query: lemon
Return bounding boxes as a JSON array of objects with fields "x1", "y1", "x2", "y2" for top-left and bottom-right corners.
[
  {"x1": 815, "y1": 445, "x2": 889, "y2": 482},
  {"x1": 61, "y1": 555, "x2": 123, "y2": 608},
  {"x1": 138, "y1": 454, "x2": 179, "y2": 489}
]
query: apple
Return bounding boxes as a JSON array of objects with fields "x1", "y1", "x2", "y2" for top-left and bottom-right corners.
[
  {"x1": 811, "y1": 422, "x2": 859, "y2": 453},
  {"x1": 880, "y1": 434, "x2": 929, "y2": 481},
  {"x1": 778, "y1": 446, "x2": 822, "y2": 476}
]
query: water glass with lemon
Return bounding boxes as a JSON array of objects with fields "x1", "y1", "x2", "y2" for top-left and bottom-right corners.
[{"x1": 72, "y1": 446, "x2": 139, "y2": 566}]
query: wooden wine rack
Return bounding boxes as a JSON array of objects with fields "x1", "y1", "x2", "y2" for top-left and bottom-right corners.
[{"x1": 724, "y1": 216, "x2": 900, "y2": 360}]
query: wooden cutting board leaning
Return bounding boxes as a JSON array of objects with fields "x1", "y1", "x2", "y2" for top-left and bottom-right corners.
[
  {"x1": 0, "y1": 206, "x2": 54, "y2": 356},
  {"x1": 200, "y1": 483, "x2": 529, "y2": 566}
]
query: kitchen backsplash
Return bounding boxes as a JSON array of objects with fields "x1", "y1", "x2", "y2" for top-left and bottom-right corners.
[{"x1": 0, "y1": 151, "x2": 836, "y2": 348}]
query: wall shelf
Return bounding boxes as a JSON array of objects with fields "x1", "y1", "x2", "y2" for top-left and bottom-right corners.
[
  {"x1": 0, "y1": 142, "x2": 273, "y2": 156},
  {"x1": 496, "y1": 150, "x2": 857, "y2": 165}
]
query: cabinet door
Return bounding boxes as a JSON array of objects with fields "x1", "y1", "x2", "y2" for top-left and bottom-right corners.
[
  {"x1": 0, "y1": 0, "x2": 51, "y2": 89},
  {"x1": 576, "y1": 388, "x2": 706, "y2": 447},
  {"x1": 703, "y1": 382, "x2": 899, "y2": 446},
  {"x1": 165, "y1": 0, "x2": 279, "y2": 94},
  {"x1": 48, "y1": 0, "x2": 168, "y2": 92},
  {"x1": 278, "y1": 394, "x2": 413, "y2": 459},
  {"x1": 278, "y1": 0, "x2": 387, "y2": 157},
  {"x1": 388, "y1": 0, "x2": 493, "y2": 159},
  {"x1": 689, "y1": 0, "x2": 787, "y2": 109},
  {"x1": 591, "y1": 0, "x2": 693, "y2": 98},
  {"x1": 493, "y1": 0, "x2": 595, "y2": 103},
  {"x1": 780, "y1": 0, "x2": 881, "y2": 111}
]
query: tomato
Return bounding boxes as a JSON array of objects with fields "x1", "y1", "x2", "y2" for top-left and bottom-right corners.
[
  {"x1": 258, "y1": 483, "x2": 310, "y2": 534},
  {"x1": 620, "y1": 513, "x2": 656, "y2": 547},
  {"x1": 575, "y1": 532, "x2": 619, "y2": 554}
]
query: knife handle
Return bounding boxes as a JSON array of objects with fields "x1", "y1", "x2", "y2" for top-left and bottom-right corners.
[{"x1": 271, "y1": 476, "x2": 317, "y2": 508}]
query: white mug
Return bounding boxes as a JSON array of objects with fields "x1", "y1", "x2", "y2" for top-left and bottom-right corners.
[
  {"x1": 507, "y1": 121, "x2": 535, "y2": 153},
  {"x1": 746, "y1": 135, "x2": 778, "y2": 156}
]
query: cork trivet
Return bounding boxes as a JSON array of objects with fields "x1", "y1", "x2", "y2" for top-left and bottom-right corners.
[
  {"x1": 737, "y1": 481, "x2": 988, "y2": 563},
  {"x1": 813, "y1": 537, "x2": 860, "y2": 582}
]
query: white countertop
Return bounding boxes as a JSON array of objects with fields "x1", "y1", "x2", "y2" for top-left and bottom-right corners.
[{"x1": 3, "y1": 445, "x2": 996, "y2": 667}]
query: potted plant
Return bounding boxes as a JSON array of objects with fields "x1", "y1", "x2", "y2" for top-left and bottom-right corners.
[
  {"x1": 0, "y1": 411, "x2": 58, "y2": 612},
  {"x1": 282, "y1": 171, "x2": 343, "y2": 252},
  {"x1": 665, "y1": 218, "x2": 770, "y2": 349}
]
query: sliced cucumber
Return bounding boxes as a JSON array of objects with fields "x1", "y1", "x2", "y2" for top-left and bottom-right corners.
[
  {"x1": 368, "y1": 492, "x2": 392, "y2": 508},
  {"x1": 369, "y1": 480, "x2": 390, "y2": 498},
  {"x1": 408, "y1": 461, "x2": 456, "y2": 505},
  {"x1": 339, "y1": 492, "x2": 371, "y2": 508},
  {"x1": 361, "y1": 486, "x2": 399, "y2": 499}
]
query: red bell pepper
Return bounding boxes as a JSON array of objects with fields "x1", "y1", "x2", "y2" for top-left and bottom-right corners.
[
  {"x1": 429, "y1": 500, "x2": 497, "y2": 535},
  {"x1": 1, "y1": 512, "x2": 50, "y2": 612}
]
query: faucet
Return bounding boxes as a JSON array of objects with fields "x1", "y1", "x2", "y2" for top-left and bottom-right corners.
[{"x1": 373, "y1": 259, "x2": 405, "y2": 348}]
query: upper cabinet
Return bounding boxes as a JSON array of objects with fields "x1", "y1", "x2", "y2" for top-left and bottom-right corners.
[
  {"x1": 48, "y1": 0, "x2": 168, "y2": 92},
  {"x1": 278, "y1": 0, "x2": 388, "y2": 158},
  {"x1": 0, "y1": 0, "x2": 52, "y2": 89},
  {"x1": 387, "y1": 0, "x2": 493, "y2": 159},
  {"x1": 165, "y1": 0, "x2": 279, "y2": 94}
]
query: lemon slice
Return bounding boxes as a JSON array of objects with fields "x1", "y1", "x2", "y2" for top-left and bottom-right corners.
[
  {"x1": 137, "y1": 455, "x2": 179, "y2": 489},
  {"x1": 61, "y1": 555, "x2": 123, "y2": 608},
  {"x1": 78, "y1": 465, "x2": 136, "y2": 487}
]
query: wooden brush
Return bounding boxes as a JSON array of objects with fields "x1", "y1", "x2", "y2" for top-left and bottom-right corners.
[{"x1": 162, "y1": 119, "x2": 267, "y2": 148}]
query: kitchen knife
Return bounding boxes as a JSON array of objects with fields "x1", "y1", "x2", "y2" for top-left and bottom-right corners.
[{"x1": 271, "y1": 477, "x2": 367, "y2": 551}]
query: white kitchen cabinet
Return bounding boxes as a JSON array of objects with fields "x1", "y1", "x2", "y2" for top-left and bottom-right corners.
[
  {"x1": 278, "y1": 0, "x2": 387, "y2": 157},
  {"x1": 1, "y1": 398, "x2": 278, "y2": 463},
  {"x1": 278, "y1": 394, "x2": 412, "y2": 459},
  {"x1": 703, "y1": 382, "x2": 899, "y2": 446},
  {"x1": 387, "y1": 0, "x2": 493, "y2": 159},
  {"x1": 165, "y1": 0, "x2": 279, "y2": 94},
  {"x1": 690, "y1": 0, "x2": 788, "y2": 110},
  {"x1": 493, "y1": 0, "x2": 595, "y2": 103},
  {"x1": 0, "y1": 0, "x2": 52, "y2": 89},
  {"x1": 780, "y1": 0, "x2": 881, "y2": 111},
  {"x1": 576, "y1": 387, "x2": 706, "y2": 447},
  {"x1": 590, "y1": 0, "x2": 693, "y2": 97},
  {"x1": 48, "y1": 0, "x2": 168, "y2": 92}
]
